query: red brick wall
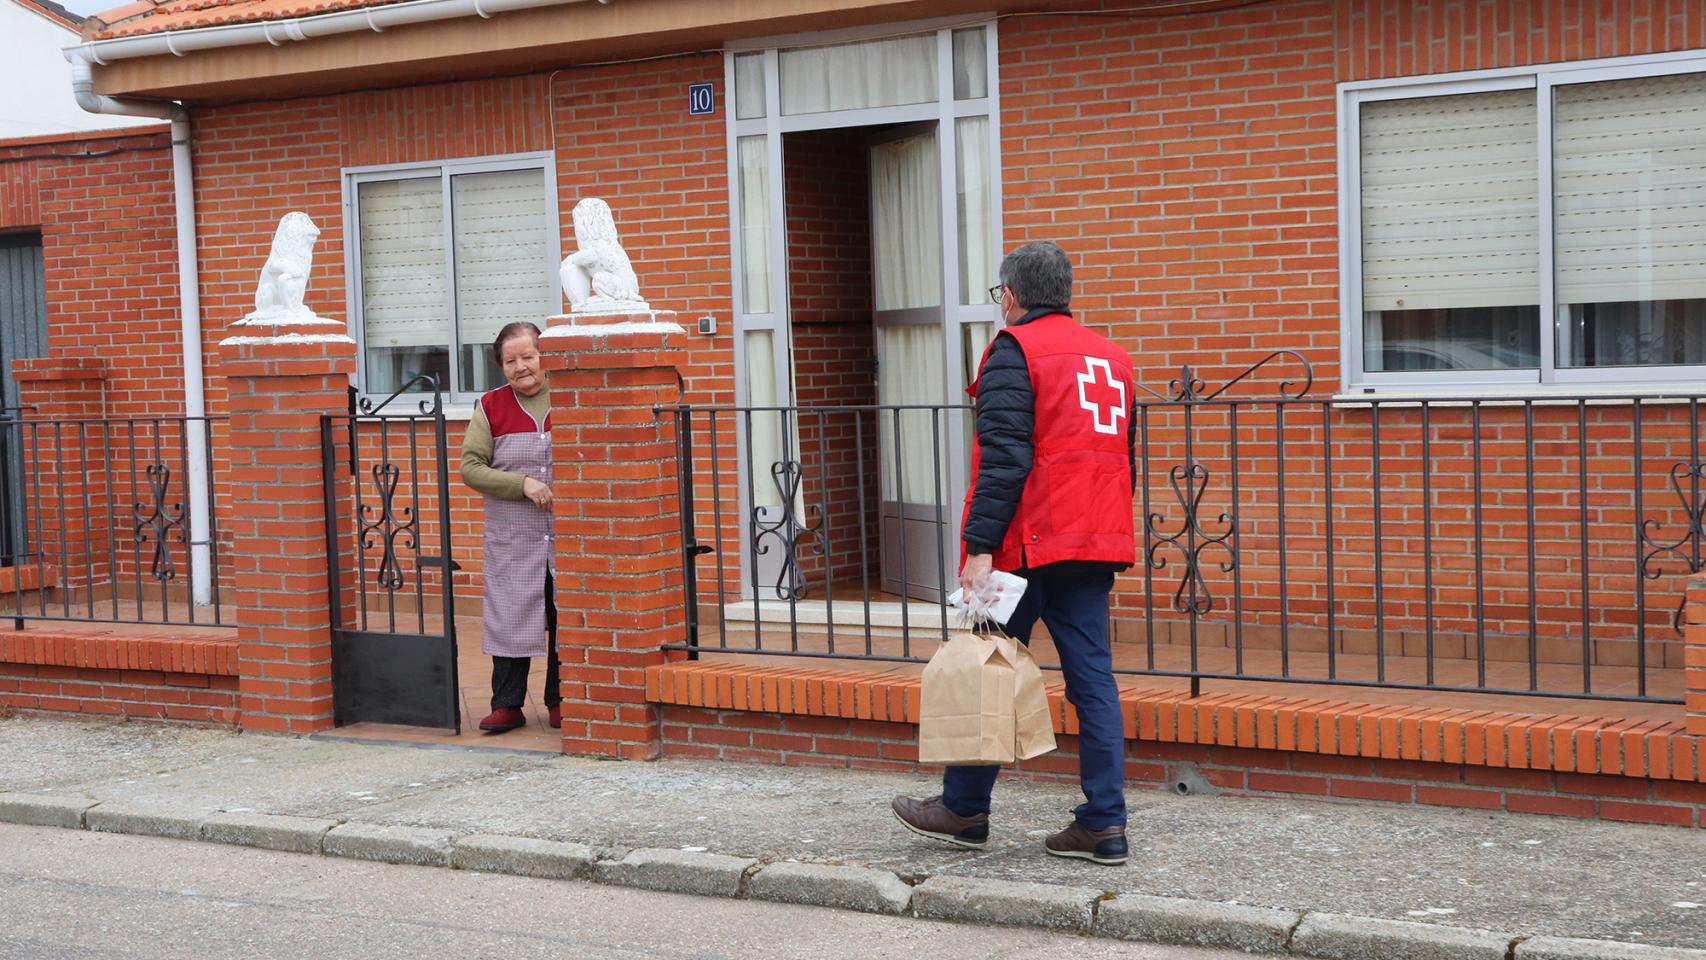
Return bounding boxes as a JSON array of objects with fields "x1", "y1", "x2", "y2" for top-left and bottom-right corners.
[
  {"x1": 0, "y1": 663, "x2": 239, "y2": 724},
  {"x1": 0, "y1": 127, "x2": 181, "y2": 413},
  {"x1": 660, "y1": 705, "x2": 1706, "y2": 826},
  {"x1": 179, "y1": 60, "x2": 733, "y2": 596},
  {"x1": 29, "y1": 1, "x2": 1702, "y2": 676}
]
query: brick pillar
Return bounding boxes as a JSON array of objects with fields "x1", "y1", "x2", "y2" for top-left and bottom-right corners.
[
  {"x1": 539, "y1": 314, "x2": 687, "y2": 759},
  {"x1": 217, "y1": 329, "x2": 356, "y2": 734},
  {"x1": 9, "y1": 358, "x2": 109, "y2": 594},
  {"x1": 1687, "y1": 572, "x2": 1706, "y2": 737}
]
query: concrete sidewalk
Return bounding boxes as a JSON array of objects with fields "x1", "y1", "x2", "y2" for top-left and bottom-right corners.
[{"x1": 2, "y1": 715, "x2": 1703, "y2": 958}]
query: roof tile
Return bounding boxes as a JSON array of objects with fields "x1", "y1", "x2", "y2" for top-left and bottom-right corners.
[{"x1": 87, "y1": 0, "x2": 411, "y2": 40}]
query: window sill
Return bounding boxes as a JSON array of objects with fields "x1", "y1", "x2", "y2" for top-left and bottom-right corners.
[{"x1": 1334, "y1": 384, "x2": 1706, "y2": 405}]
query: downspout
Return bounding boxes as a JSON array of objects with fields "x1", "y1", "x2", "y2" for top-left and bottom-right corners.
[{"x1": 67, "y1": 53, "x2": 213, "y2": 608}]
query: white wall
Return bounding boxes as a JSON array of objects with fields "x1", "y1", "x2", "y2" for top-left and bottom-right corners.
[{"x1": 0, "y1": 0, "x2": 159, "y2": 138}]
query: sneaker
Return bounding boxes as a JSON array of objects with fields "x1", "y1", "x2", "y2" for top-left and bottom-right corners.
[
  {"x1": 891, "y1": 795, "x2": 989, "y2": 849},
  {"x1": 478, "y1": 707, "x2": 526, "y2": 733},
  {"x1": 1044, "y1": 822, "x2": 1128, "y2": 865},
  {"x1": 547, "y1": 704, "x2": 562, "y2": 729}
]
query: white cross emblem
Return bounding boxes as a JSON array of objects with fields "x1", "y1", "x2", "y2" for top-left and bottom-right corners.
[{"x1": 1076, "y1": 356, "x2": 1127, "y2": 436}]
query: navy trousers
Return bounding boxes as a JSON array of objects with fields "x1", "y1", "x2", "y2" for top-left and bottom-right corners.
[{"x1": 941, "y1": 564, "x2": 1127, "y2": 830}]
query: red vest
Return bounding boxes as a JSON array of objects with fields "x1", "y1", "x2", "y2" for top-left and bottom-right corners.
[
  {"x1": 963, "y1": 313, "x2": 1136, "y2": 570},
  {"x1": 478, "y1": 384, "x2": 550, "y2": 438}
]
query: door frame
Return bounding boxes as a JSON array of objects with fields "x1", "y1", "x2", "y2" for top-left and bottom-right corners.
[{"x1": 722, "y1": 19, "x2": 1005, "y2": 602}]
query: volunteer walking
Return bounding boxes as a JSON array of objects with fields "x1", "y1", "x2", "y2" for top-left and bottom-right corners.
[{"x1": 893, "y1": 241, "x2": 1137, "y2": 866}]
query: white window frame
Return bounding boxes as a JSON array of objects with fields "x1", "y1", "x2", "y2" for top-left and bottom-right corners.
[
  {"x1": 1339, "y1": 49, "x2": 1706, "y2": 396},
  {"x1": 342, "y1": 151, "x2": 561, "y2": 406}
]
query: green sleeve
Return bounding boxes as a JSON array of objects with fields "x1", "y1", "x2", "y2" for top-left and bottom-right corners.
[{"x1": 459, "y1": 404, "x2": 528, "y2": 501}]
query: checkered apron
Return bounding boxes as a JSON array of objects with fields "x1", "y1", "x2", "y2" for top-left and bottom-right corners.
[{"x1": 480, "y1": 405, "x2": 554, "y2": 659}]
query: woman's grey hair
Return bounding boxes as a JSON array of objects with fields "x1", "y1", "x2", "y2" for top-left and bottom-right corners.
[
  {"x1": 997, "y1": 241, "x2": 1073, "y2": 311},
  {"x1": 492, "y1": 321, "x2": 542, "y2": 364}
]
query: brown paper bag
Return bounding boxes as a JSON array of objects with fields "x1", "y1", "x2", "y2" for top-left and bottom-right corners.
[
  {"x1": 918, "y1": 631, "x2": 1017, "y2": 766},
  {"x1": 1008, "y1": 636, "x2": 1058, "y2": 760}
]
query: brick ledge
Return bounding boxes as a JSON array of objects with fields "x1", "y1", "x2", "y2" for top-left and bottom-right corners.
[
  {"x1": 0, "y1": 629, "x2": 238, "y2": 677},
  {"x1": 647, "y1": 661, "x2": 1701, "y2": 784}
]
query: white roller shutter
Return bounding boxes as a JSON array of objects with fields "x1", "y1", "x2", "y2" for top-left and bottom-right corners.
[
  {"x1": 1359, "y1": 89, "x2": 1539, "y2": 313},
  {"x1": 357, "y1": 177, "x2": 449, "y2": 350},
  {"x1": 451, "y1": 167, "x2": 553, "y2": 350},
  {"x1": 1554, "y1": 72, "x2": 1706, "y2": 306}
]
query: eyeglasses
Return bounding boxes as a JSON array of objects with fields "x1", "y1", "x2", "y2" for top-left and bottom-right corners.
[{"x1": 987, "y1": 284, "x2": 1005, "y2": 303}]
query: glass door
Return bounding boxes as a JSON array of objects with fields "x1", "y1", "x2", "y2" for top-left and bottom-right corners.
[{"x1": 871, "y1": 125, "x2": 951, "y2": 600}]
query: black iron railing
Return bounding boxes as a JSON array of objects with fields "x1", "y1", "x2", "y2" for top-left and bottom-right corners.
[
  {"x1": 660, "y1": 357, "x2": 1704, "y2": 705},
  {"x1": 0, "y1": 413, "x2": 228, "y2": 627}
]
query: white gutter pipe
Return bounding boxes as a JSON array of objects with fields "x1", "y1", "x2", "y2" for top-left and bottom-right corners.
[
  {"x1": 67, "y1": 54, "x2": 212, "y2": 608},
  {"x1": 66, "y1": 0, "x2": 596, "y2": 66}
]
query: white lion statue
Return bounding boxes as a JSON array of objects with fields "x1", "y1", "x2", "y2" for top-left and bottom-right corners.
[
  {"x1": 560, "y1": 198, "x2": 649, "y2": 314},
  {"x1": 249, "y1": 212, "x2": 320, "y2": 321}
]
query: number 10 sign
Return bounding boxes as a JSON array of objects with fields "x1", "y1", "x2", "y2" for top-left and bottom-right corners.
[{"x1": 688, "y1": 82, "x2": 715, "y2": 116}]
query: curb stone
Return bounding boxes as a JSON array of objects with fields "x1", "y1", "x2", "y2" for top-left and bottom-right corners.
[
  {"x1": 912, "y1": 875, "x2": 1101, "y2": 933},
  {"x1": 201, "y1": 812, "x2": 339, "y2": 855},
  {"x1": 84, "y1": 801, "x2": 209, "y2": 841},
  {"x1": 4, "y1": 802, "x2": 1693, "y2": 960},
  {"x1": 1291, "y1": 912, "x2": 1513, "y2": 960},
  {"x1": 1516, "y1": 937, "x2": 1706, "y2": 960},
  {"x1": 324, "y1": 823, "x2": 459, "y2": 867},
  {"x1": 747, "y1": 861, "x2": 914, "y2": 915},
  {"x1": 1095, "y1": 894, "x2": 1301, "y2": 953},
  {"x1": 0, "y1": 792, "x2": 98, "y2": 829},
  {"x1": 450, "y1": 834, "x2": 597, "y2": 881},
  {"x1": 592, "y1": 848, "x2": 756, "y2": 899}
]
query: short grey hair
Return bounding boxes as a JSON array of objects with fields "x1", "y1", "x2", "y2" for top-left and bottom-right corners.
[{"x1": 997, "y1": 241, "x2": 1072, "y2": 311}]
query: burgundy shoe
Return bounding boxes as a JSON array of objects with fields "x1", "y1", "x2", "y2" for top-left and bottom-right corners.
[
  {"x1": 478, "y1": 707, "x2": 526, "y2": 733},
  {"x1": 547, "y1": 704, "x2": 562, "y2": 729},
  {"x1": 891, "y1": 795, "x2": 989, "y2": 849},
  {"x1": 1044, "y1": 821, "x2": 1129, "y2": 865}
]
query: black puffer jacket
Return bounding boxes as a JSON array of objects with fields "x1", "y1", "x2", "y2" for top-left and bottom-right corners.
[{"x1": 962, "y1": 307, "x2": 1137, "y2": 561}]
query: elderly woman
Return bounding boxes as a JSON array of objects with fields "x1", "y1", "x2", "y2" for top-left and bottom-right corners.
[{"x1": 460, "y1": 321, "x2": 558, "y2": 733}]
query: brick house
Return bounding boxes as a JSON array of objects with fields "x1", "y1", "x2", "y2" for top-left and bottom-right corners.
[{"x1": 5, "y1": 0, "x2": 1706, "y2": 825}]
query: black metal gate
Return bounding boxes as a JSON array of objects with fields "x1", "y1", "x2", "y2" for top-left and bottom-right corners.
[{"x1": 322, "y1": 375, "x2": 460, "y2": 731}]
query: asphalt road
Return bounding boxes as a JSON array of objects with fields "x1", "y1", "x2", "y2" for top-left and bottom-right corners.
[{"x1": 0, "y1": 824, "x2": 1244, "y2": 960}]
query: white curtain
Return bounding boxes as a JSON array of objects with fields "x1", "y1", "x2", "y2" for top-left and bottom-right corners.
[
  {"x1": 871, "y1": 133, "x2": 941, "y2": 311},
  {"x1": 743, "y1": 330, "x2": 781, "y2": 508},
  {"x1": 1359, "y1": 89, "x2": 1539, "y2": 312},
  {"x1": 951, "y1": 27, "x2": 987, "y2": 100},
  {"x1": 1554, "y1": 72, "x2": 1706, "y2": 306},
  {"x1": 451, "y1": 167, "x2": 552, "y2": 393},
  {"x1": 956, "y1": 116, "x2": 992, "y2": 305},
  {"x1": 871, "y1": 131, "x2": 945, "y2": 506},
  {"x1": 737, "y1": 136, "x2": 771, "y2": 314},
  {"x1": 780, "y1": 33, "x2": 937, "y2": 116},
  {"x1": 734, "y1": 52, "x2": 766, "y2": 120},
  {"x1": 879, "y1": 325, "x2": 945, "y2": 505}
]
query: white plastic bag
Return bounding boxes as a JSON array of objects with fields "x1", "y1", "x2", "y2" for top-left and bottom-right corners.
[{"x1": 947, "y1": 569, "x2": 1028, "y2": 626}]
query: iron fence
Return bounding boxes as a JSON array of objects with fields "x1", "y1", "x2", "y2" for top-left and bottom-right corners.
[
  {"x1": 660, "y1": 355, "x2": 1704, "y2": 705},
  {"x1": 0, "y1": 413, "x2": 228, "y2": 627}
]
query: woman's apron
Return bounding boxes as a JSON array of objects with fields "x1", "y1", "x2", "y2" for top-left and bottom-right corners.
[{"x1": 480, "y1": 387, "x2": 553, "y2": 658}]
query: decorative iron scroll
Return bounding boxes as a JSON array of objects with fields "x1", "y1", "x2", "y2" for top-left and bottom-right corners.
[
  {"x1": 1136, "y1": 350, "x2": 1315, "y2": 404},
  {"x1": 360, "y1": 373, "x2": 443, "y2": 417},
  {"x1": 751, "y1": 458, "x2": 824, "y2": 602},
  {"x1": 133, "y1": 463, "x2": 184, "y2": 583},
  {"x1": 1639, "y1": 458, "x2": 1706, "y2": 629},
  {"x1": 359, "y1": 461, "x2": 418, "y2": 593},
  {"x1": 1139, "y1": 351, "x2": 1315, "y2": 619},
  {"x1": 1146, "y1": 464, "x2": 1235, "y2": 615}
]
